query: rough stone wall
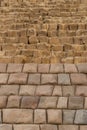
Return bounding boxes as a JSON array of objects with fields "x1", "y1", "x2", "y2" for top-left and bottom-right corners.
[
  {"x1": 0, "y1": 63, "x2": 87, "y2": 130},
  {"x1": 0, "y1": 0, "x2": 87, "y2": 63}
]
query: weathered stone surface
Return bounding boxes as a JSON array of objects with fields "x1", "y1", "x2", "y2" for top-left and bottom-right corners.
[
  {"x1": 40, "y1": 125, "x2": 57, "y2": 130},
  {"x1": 21, "y1": 96, "x2": 39, "y2": 109},
  {"x1": 53, "y1": 85, "x2": 62, "y2": 96},
  {"x1": 47, "y1": 109, "x2": 62, "y2": 124},
  {"x1": 36, "y1": 85, "x2": 53, "y2": 96},
  {"x1": 38, "y1": 64, "x2": 50, "y2": 73},
  {"x1": 63, "y1": 110, "x2": 75, "y2": 124},
  {"x1": 0, "y1": 124, "x2": 12, "y2": 130},
  {"x1": 38, "y1": 96, "x2": 57, "y2": 108},
  {"x1": 58, "y1": 74, "x2": 71, "y2": 85},
  {"x1": 50, "y1": 64, "x2": 63, "y2": 73},
  {"x1": 64, "y1": 64, "x2": 77, "y2": 73},
  {"x1": 75, "y1": 110, "x2": 87, "y2": 124},
  {"x1": 14, "y1": 125, "x2": 39, "y2": 130},
  {"x1": 23, "y1": 63, "x2": 37, "y2": 73},
  {"x1": 7, "y1": 63, "x2": 23, "y2": 72},
  {"x1": 28, "y1": 74, "x2": 40, "y2": 85},
  {"x1": 3, "y1": 109, "x2": 33, "y2": 123},
  {"x1": 59, "y1": 125, "x2": 78, "y2": 130},
  {"x1": 7, "y1": 96, "x2": 21, "y2": 108},
  {"x1": 76, "y1": 86, "x2": 87, "y2": 96},
  {"x1": 0, "y1": 85, "x2": 19, "y2": 96},
  {"x1": 63, "y1": 86, "x2": 75, "y2": 96},
  {"x1": 0, "y1": 110, "x2": 1, "y2": 123},
  {"x1": 0, "y1": 63, "x2": 7, "y2": 72},
  {"x1": 34, "y1": 109, "x2": 46, "y2": 123},
  {"x1": 77, "y1": 63, "x2": 87, "y2": 73},
  {"x1": 80, "y1": 126, "x2": 87, "y2": 130},
  {"x1": 0, "y1": 74, "x2": 8, "y2": 84},
  {"x1": 71, "y1": 74, "x2": 87, "y2": 85},
  {"x1": 8, "y1": 73, "x2": 28, "y2": 84},
  {"x1": 57, "y1": 97, "x2": 68, "y2": 108},
  {"x1": 19, "y1": 85, "x2": 36, "y2": 96},
  {"x1": 41, "y1": 74, "x2": 57, "y2": 84},
  {"x1": 0, "y1": 96, "x2": 7, "y2": 108},
  {"x1": 68, "y1": 97, "x2": 84, "y2": 109}
]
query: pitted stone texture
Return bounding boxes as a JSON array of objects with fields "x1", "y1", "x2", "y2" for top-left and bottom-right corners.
[
  {"x1": 63, "y1": 86, "x2": 75, "y2": 96},
  {"x1": 3, "y1": 109, "x2": 33, "y2": 123},
  {"x1": 0, "y1": 96, "x2": 7, "y2": 108},
  {"x1": 58, "y1": 74, "x2": 71, "y2": 85},
  {"x1": 63, "y1": 110, "x2": 75, "y2": 124},
  {"x1": 34, "y1": 109, "x2": 46, "y2": 124},
  {"x1": 0, "y1": 85, "x2": 19, "y2": 96},
  {"x1": 76, "y1": 86, "x2": 87, "y2": 96},
  {"x1": 69, "y1": 96, "x2": 84, "y2": 109},
  {"x1": 75, "y1": 110, "x2": 87, "y2": 124},
  {"x1": 0, "y1": 124, "x2": 12, "y2": 130},
  {"x1": 36, "y1": 85, "x2": 53, "y2": 96},
  {"x1": 7, "y1": 64, "x2": 23, "y2": 73},
  {"x1": 8, "y1": 73, "x2": 28, "y2": 84},
  {"x1": 40, "y1": 125, "x2": 57, "y2": 130},
  {"x1": 53, "y1": 86, "x2": 62, "y2": 96},
  {"x1": 77, "y1": 63, "x2": 87, "y2": 73},
  {"x1": 7, "y1": 96, "x2": 21, "y2": 108},
  {"x1": 38, "y1": 64, "x2": 50, "y2": 73},
  {"x1": 21, "y1": 96, "x2": 39, "y2": 109},
  {"x1": 41, "y1": 74, "x2": 57, "y2": 84},
  {"x1": 57, "y1": 97, "x2": 68, "y2": 108},
  {"x1": 47, "y1": 109, "x2": 62, "y2": 124},
  {"x1": 14, "y1": 125, "x2": 39, "y2": 130},
  {"x1": 23, "y1": 63, "x2": 37, "y2": 73},
  {"x1": 59, "y1": 125, "x2": 78, "y2": 130},
  {"x1": 19, "y1": 85, "x2": 36, "y2": 96},
  {"x1": 0, "y1": 74, "x2": 8, "y2": 84},
  {"x1": 64, "y1": 64, "x2": 77, "y2": 73},
  {"x1": 28, "y1": 74, "x2": 40, "y2": 85},
  {"x1": 71, "y1": 74, "x2": 87, "y2": 85},
  {"x1": 50, "y1": 64, "x2": 63, "y2": 73},
  {"x1": 0, "y1": 64, "x2": 7, "y2": 72},
  {"x1": 38, "y1": 96, "x2": 57, "y2": 108}
]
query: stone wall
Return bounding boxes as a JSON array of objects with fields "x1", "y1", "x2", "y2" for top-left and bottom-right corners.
[
  {"x1": 0, "y1": 0, "x2": 87, "y2": 63},
  {"x1": 0, "y1": 63, "x2": 87, "y2": 130}
]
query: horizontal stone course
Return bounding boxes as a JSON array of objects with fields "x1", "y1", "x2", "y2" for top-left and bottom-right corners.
[{"x1": 0, "y1": 63, "x2": 86, "y2": 128}]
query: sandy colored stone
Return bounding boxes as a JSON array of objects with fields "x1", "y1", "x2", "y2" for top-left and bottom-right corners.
[
  {"x1": 19, "y1": 85, "x2": 36, "y2": 96},
  {"x1": 34, "y1": 109, "x2": 46, "y2": 123},
  {"x1": 14, "y1": 125, "x2": 39, "y2": 130},
  {"x1": 36, "y1": 85, "x2": 53, "y2": 96},
  {"x1": 63, "y1": 85, "x2": 75, "y2": 96},
  {"x1": 53, "y1": 85, "x2": 62, "y2": 96},
  {"x1": 0, "y1": 124, "x2": 12, "y2": 130},
  {"x1": 28, "y1": 74, "x2": 40, "y2": 85},
  {"x1": 40, "y1": 125, "x2": 57, "y2": 130},
  {"x1": 47, "y1": 109, "x2": 62, "y2": 124},
  {"x1": 57, "y1": 97, "x2": 68, "y2": 108},
  {"x1": 7, "y1": 63, "x2": 23, "y2": 72},
  {"x1": 38, "y1": 64, "x2": 50, "y2": 73},
  {"x1": 0, "y1": 96, "x2": 7, "y2": 108},
  {"x1": 3, "y1": 109, "x2": 33, "y2": 123},
  {"x1": 23, "y1": 63, "x2": 37, "y2": 72},
  {"x1": 76, "y1": 86, "x2": 87, "y2": 96},
  {"x1": 59, "y1": 125, "x2": 78, "y2": 130},
  {"x1": 58, "y1": 74, "x2": 71, "y2": 85}
]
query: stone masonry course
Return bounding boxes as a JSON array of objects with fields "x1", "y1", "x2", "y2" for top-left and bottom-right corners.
[{"x1": 0, "y1": 63, "x2": 87, "y2": 130}]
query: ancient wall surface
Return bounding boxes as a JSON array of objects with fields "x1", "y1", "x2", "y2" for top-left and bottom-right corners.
[
  {"x1": 0, "y1": 0, "x2": 87, "y2": 63},
  {"x1": 0, "y1": 63, "x2": 87, "y2": 130}
]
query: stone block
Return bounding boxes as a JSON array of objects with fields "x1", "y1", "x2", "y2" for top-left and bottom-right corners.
[
  {"x1": 0, "y1": 124, "x2": 12, "y2": 130},
  {"x1": 58, "y1": 74, "x2": 71, "y2": 85},
  {"x1": 76, "y1": 86, "x2": 87, "y2": 96},
  {"x1": 64, "y1": 64, "x2": 77, "y2": 73},
  {"x1": 0, "y1": 63, "x2": 7, "y2": 72},
  {"x1": 14, "y1": 125, "x2": 39, "y2": 130},
  {"x1": 59, "y1": 125, "x2": 78, "y2": 130},
  {"x1": 34, "y1": 109, "x2": 46, "y2": 123},
  {"x1": 3, "y1": 109, "x2": 33, "y2": 123},
  {"x1": 77, "y1": 63, "x2": 87, "y2": 73},
  {"x1": 8, "y1": 73, "x2": 28, "y2": 84},
  {"x1": 0, "y1": 85, "x2": 19, "y2": 96},
  {"x1": 0, "y1": 74, "x2": 8, "y2": 84},
  {"x1": 23, "y1": 63, "x2": 37, "y2": 73},
  {"x1": 19, "y1": 85, "x2": 36, "y2": 96},
  {"x1": 75, "y1": 110, "x2": 87, "y2": 124},
  {"x1": 63, "y1": 110, "x2": 75, "y2": 124},
  {"x1": 41, "y1": 74, "x2": 57, "y2": 84},
  {"x1": 0, "y1": 96, "x2": 7, "y2": 108},
  {"x1": 57, "y1": 97, "x2": 68, "y2": 108},
  {"x1": 36, "y1": 85, "x2": 53, "y2": 96},
  {"x1": 38, "y1": 64, "x2": 50, "y2": 73},
  {"x1": 40, "y1": 125, "x2": 57, "y2": 130},
  {"x1": 69, "y1": 96, "x2": 84, "y2": 109},
  {"x1": 7, "y1": 63, "x2": 23, "y2": 72},
  {"x1": 52, "y1": 85, "x2": 62, "y2": 96},
  {"x1": 28, "y1": 74, "x2": 40, "y2": 85},
  {"x1": 50, "y1": 64, "x2": 63, "y2": 73},
  {"x1": 38, "y1": 96, "x2": 57, "y2": 108},
  {"x1": 47, "y1": 109, "x2": 62, "y2": 124},
  {"x1": 7, "y1": 96, "x2": 21, "y2": 108},
  {"x1": 21, "y1": 96, "x2": 39, "y2": 109},
  {"x1": 62, "y1": 85, "x2": 75, "y2": 96}
]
